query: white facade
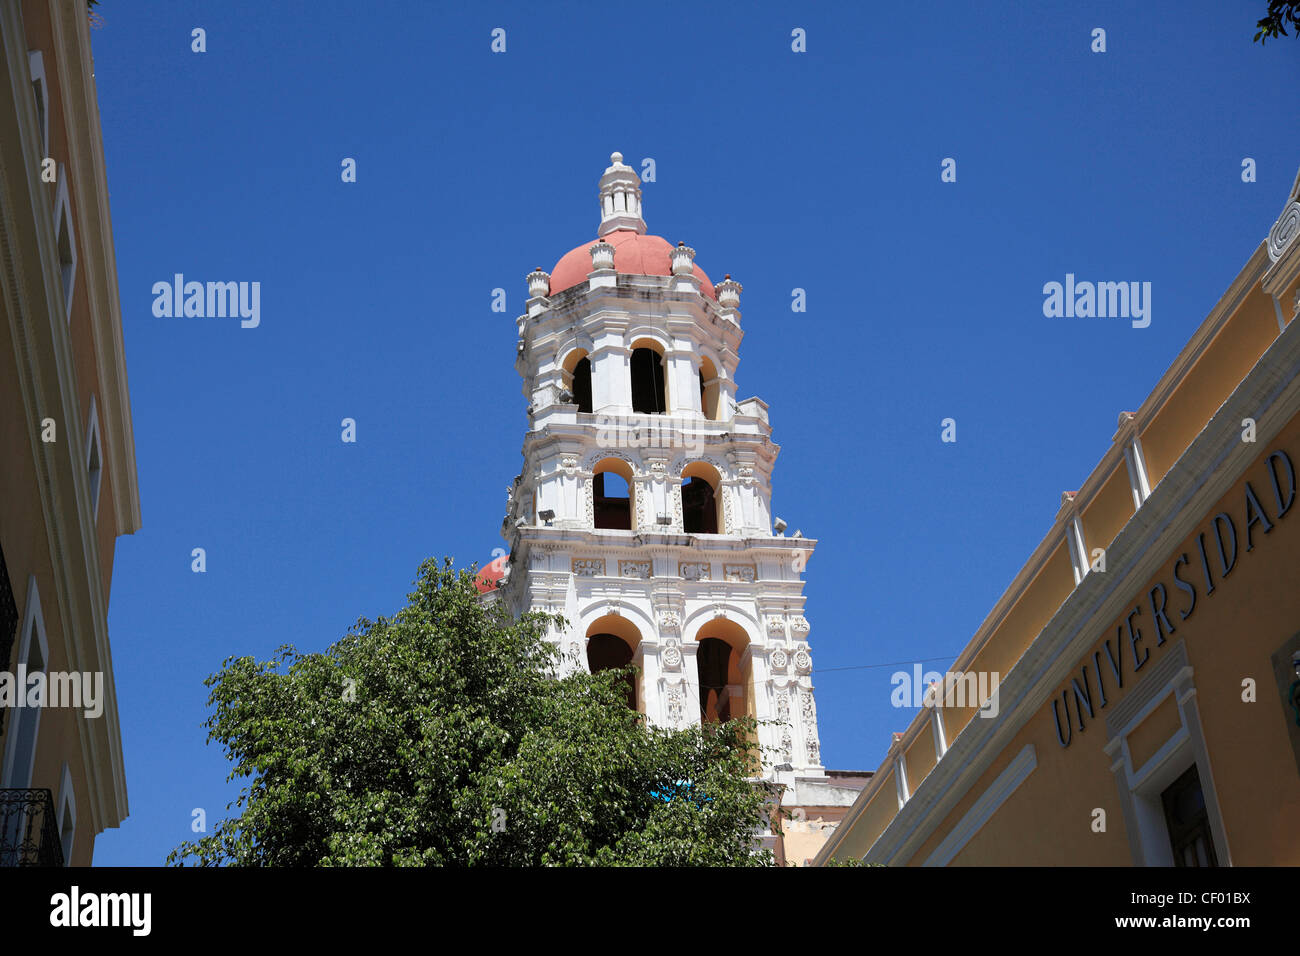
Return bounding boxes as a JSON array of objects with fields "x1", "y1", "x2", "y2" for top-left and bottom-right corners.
[{"x1": 498, "y1": 153, "x2": 827, "y2": 793}]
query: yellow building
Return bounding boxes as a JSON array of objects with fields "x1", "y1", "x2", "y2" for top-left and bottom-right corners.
[
  {"x1": 0, "y1": 1, "x2": 139, "y2": 865},
  {"x1": 818, "y1": 169, "x2": 1300, "y2": 867}
]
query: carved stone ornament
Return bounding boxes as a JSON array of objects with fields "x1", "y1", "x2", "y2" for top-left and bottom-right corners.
[
  {"x1": 619, "y1": 560, "x2": 651, "y2": 579},
  {"x1": 666, "y1": 687, "x2": 685, "y2": 727},
  {"x1": 572, "y1": 558, "x2": 605, "y2": 577},
  {"x1": 723, "y1": 564, "x2": 756, "y2": 583},
  {"x1": 794, "y1": 649, "x2": 812, "y2": 674},
  {"x1": 679, "y1": 561, "x2": 710, "y2": 581},
  {"x1": 766, "y1": 616, "x2": 786, "y2": 636},
  {"x1": 770, "y1": 648, "x2": 789, "y2": 671},
  {"x1": 800, "y1": 690, "x2": 815, "y2": 724},
  {"x1": 658, "y1": 611, "x2": 681, "y2": 632},
  {"x1": 780, "y1": 728, "x2": 794, "y2": 764},
  {"x1": 1268, "y1": 201, "x2": 1300, "y2": 262},
  {"x1": 662, "y1": 641, "x2": 683, "y2": 670},
  {"x1": 790, "y1": 615, "x2": 810, "y2": 634}
]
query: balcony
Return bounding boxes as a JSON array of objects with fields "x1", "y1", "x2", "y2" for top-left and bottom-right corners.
[{"x1": 0, "y1": 789, "x2": 65, "y2": 867}]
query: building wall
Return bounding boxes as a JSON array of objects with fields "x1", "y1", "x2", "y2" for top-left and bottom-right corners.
[
  {"x1": 906, "y1": 423, "x2": 1300, "y2": 865},
  {"x1": 1, "y1": 0, "x2": 139, "y2": 866}
]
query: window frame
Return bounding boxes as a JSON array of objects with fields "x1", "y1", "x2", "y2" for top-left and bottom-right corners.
[
  {"x1": 1, "y1": 576, "x2": 49, "y2": 790},
  {"x1": 84, "y1": 394, "x2": 103, "y2": 520},
  {"x1": 28, "y1": 50, "x2": 49, "y2": 159},
  {"x1": 52, "y1": 172, "x2": 77, "y2": 323}
]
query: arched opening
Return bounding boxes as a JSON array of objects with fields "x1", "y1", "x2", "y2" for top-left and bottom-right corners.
[
  {"x1": 586, "y1": 614, "x2": 642, "y2": 712},
  {"x1": 694, "y1": 618, "x2": 750, "y2": 726},
  {"x1": 681, "y1": 461, "x2": 722, "y2": 535},
  {"x1": 630, "y1": 341, "x2": 667, "y2": 415},
  {"x1": 587, "y1": 635, "x2": 635, "y2": 709},
  {"x1": 697, "y1": 638, "x2": 733, "y2": 723},
  {"x1": 593, "y1": 458, "x2": 633, "y2": 531},
  {"x1": 699, "y1": 355, "x2": 721, "y2": 421},
  {"x1": 562, "y1": 350, "x2": 593, "y2": 414}
]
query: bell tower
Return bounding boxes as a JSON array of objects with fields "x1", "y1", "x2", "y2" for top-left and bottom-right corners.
[{"x1": 498, "y1": 152, "x2": 827, "y2": 787}]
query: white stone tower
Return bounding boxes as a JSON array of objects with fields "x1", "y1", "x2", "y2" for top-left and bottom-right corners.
[{"x1": 497, "y1": 152, "x2": 826, "y2": 789}]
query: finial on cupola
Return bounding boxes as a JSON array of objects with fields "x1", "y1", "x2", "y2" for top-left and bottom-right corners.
[
  {"x1": 598, "y1": 150, "x2": 646, "y2": 237},
  {"x1": 670, "y1": 241, "x2": 696, "y2": 276},
  {"x1": 526, "y1": 266, "x2": 551, "y2": 299},
  {"x1": 716, "y1": 273, "x2": 742, "y2": 310}
]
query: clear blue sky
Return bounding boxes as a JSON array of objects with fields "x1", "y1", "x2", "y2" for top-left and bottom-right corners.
[{"x1": 89, "y1": 1, "x2": 1299, "y2": 864}]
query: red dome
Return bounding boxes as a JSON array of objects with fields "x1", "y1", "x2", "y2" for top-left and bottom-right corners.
[
  {"x1": 474, "y1": 554, "x2": 507, "y2": 593},
  {"x1": 548, "y1": 230, "x2": 715, "y2": 299}
]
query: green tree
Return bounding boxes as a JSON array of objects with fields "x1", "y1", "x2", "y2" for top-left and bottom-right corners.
[
  {"x1": 1255, "y1": 1, "x2": 1300, "y2": 43},
  {"x1": 168, "y1": 558, "x2": 779, "y2": 866}
]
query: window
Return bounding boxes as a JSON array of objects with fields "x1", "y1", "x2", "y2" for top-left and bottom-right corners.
[
  {"x1": 56, "y1": 763, "x2": 75, "y2": 866},
  {"x1": 53, "y1": 175, "x2": 77, "y2": 322},
  {"x1": 695, "y1": 619, "x2": 750, "y2": 726},
  {"x1": 1161, "y1": 764, "x2": 1218, "y2": 867},
  {"x1": 85, "y1": 395, "x2": 103, "y2": 520},
  {"x1": 681, "y1": 462, "x2": 722, "y2": 535},
  {"x1": 587, "y1": 635, "x2": 636, "y2": 710},
  {"x1": 682, "y1": 478, "x2": 718, "y2": 534},
  {"x1": 697, "y1": 638, "x2": 733, "y2": 723},
  {"x1": 2, "y1": 577, "x2": 48, "y2": 790},
  {"x1": 572, "y1": 357, "x2": 592, "y2": 413},
  {"x1": 562, "y1": 349, "x2": 593, "y2": 413},
  {"x1": 28, "y1": 51, "x2": 48, "y2": 158},
  {"x1": 592, "y1": 460, "x2": 633, "y2": 530},
  {"x1": 698, "y1": 356, "x2": 721, "y2": 420},
  {"x1": 630, "y1": 345, "x2": 666, "y2": 414},
  {"x1": 585, "y1": 615, "x2": 642, "y2": 712}
]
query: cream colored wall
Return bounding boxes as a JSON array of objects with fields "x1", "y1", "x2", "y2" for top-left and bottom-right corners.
[
  {"x1": 1141, "y1": 289, "x2": 1279, "y2": 487},
  {"x1": 0, "y1": 0, "x2": 127, "y2": 867},
  {"x1": 907, "y1": 420, "x2": 1300, "y2": 866}
]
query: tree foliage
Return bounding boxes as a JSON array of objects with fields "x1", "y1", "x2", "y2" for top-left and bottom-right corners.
[
  {"x1": 168, "y1": 558, "x2": 778, "y2": 866},
  {"x1": 1255, "y1": 1, "x2": 1300, "y2": 43}
]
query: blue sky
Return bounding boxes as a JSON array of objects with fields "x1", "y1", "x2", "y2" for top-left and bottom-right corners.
[{"x1": 88, "y1": 1, "x2": 1299, "y2": 864}]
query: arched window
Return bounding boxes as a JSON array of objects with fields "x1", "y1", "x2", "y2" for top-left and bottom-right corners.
[
  {"x1": 697, "y1": 638, "x2": 733, "y2": 723},
  {"x1": 587, "y1": 635, "x2": 636, "y2": 710},
  {"x1": 699, "y1": 356, "x2": 721, "y2": 421},
  {"x1": 593, "y1": 459, "x2": 633, "y2": 530},
  {"x1": 630, "y1": 343, "x2": 666, "y2": 414},
  {"x1": 695, "y1": 619, "x2": 750, "y2": 726},
  {"x1": 3, "y1": 578, "x2": 47, "y2": 791},
  {"x1": 563, "y1": 350, "x2": 593, "y2": 414},
  {"x1": 572, "y1": 357, "x2": 593, "y2": 413},
  {"x1": 586, "y1": 615, "x2": 642, "y2": 712},
  {"x1": 681, "y1": 462, "x2": 722, "y2": 535}
]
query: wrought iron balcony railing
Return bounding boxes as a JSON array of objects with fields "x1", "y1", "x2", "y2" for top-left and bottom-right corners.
[{"x1": 0, "y1": 789, "x2": 65, "y2": 867}]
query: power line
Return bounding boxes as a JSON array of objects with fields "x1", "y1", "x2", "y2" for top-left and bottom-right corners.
[{"x1": 814, "y1": 656, "x2": 956, "y2": 674}]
